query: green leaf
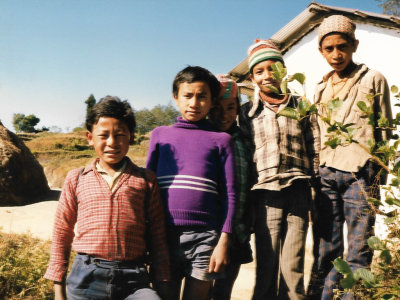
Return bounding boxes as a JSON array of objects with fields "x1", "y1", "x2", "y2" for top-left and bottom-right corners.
[
  {"x1": 382, "y1": 295, "x2": 396, "y2": 300},
  {"x1": 280, "y1": 81, "x2": 288, "y2": 95},
  {"x1": 380, "y1": 249, "x2": 392, "y2": 264},
  {"x1": 391, "y1": 85, "x2": 399, "y2": 94},
  {"x1": 357, "y1": 101, "x2": 369, "y2": 113},
  {"x1": 354, "y1": 268, "x2": 375, "y2": 287},
  {"x1": 384, "y1": 217, "x2": 396, "y2": 224},
  {"x1": 368, "y1": 236, "x2": 384, "y2": 250},
  {"x1": 340, "y1": 274, "x2": 356, "y2": 289},
  {"x1": 367, "y1": 197, "x2": 382, "y2": 206},
  {"x1": 289, "y1": 73, "x2": 306, "y2": 85},
  {"x1": 271, "y1": 61, "x2": 286, "y2": 81},
  {"x1": 325, "y1": 137, "x2": 341, "y2": 149},
  {"x1": 333, "y1": 258, "x2": 352, "y2": 274},
  {"x1": 327, "y1": 98, "x2": 343, "y2": 111},
  {"x1": 278, "y1": 108, "x2": 300, "y2": 120},
  {"x1": 265, "y1": 85, "x2": 280, "y2": 94}
]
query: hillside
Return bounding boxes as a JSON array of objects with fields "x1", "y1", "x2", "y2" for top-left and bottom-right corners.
[{"x1": 24, "y1": 131, "x2": 150, "y2": 189}]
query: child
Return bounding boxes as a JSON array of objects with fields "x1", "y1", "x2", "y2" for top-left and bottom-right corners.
[
  {"x1": 44, "y1": 96, "x2": 169, "y2": 300},
  {"x1": 146, "y1": 66, "x2": 236, "y2": 300},
  {"x1": 208, "y1": 75, "x2": 253, "y2": 300},
  {"x1": 239, "y1": 40, "x2": 320, "y2": 300},
  {"x1": 307, "y1": 15, "x2": 392, "y2": 300}
]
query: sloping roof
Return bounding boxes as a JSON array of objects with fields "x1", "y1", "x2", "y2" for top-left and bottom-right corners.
[{"x1": 229, "y1": 1, "x2": 400, "y2": 96}]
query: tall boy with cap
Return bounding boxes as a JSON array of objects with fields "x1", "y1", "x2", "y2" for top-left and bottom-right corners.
[
  {"x1": 307, "y1": 15, "x2": 392, "y2": 300},
  {"x1": 239, "y1": 40, "x2": 320, "y2": 300}
]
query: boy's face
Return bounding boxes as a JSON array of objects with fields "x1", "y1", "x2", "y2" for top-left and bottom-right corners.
[
  {"x1": 250, "y1": 60, "x2": 281, "y2": 95},
  {"x1": 174, "y1": 81, "x2": 213, "y2": 122},
  {"x1": 86, "y1": 117, "x2": 132, "y2": 172},
  {"x1": 319, "y1": 33, "x2": 358, "y2": 73},
  {"x1": 209, "y1": 97, "x2": 238, "y2": 132}
]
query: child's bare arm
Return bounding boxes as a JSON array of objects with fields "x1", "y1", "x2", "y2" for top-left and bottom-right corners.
[
  {"x1": 208, "y1": 232, "x2": 230, "y2": 273},
  {"x1": 54, "y1": 281, "x2": 66, "y2": 300}
]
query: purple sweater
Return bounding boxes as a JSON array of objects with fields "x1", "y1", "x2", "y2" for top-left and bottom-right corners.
[{"x1": 146, "y1": 117, "x2": 236, "y2": 233}]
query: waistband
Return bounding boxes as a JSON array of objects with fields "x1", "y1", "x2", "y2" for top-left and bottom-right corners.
[{"x1": 77, "y1": 253, "x2": 146, "y2": 269}]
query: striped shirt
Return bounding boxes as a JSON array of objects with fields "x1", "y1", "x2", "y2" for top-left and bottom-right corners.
[{"x1": 44, "y1": 158, "x2": 170, "y2": 282}]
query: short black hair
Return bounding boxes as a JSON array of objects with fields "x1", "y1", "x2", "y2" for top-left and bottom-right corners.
[
  {"x1": 319, "y1": 32, "x2": 357, "y2": 46},
  {"x1": 85, "y1": 96, "x2": 136, "y2": 135},
  {"x1": 172, "y1": 66, "x2": 220, "y2": 103}
]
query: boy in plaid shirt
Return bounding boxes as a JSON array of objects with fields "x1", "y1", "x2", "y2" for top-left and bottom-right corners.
[
  {"x1": 239, "y1": 40, "x2": 320, "y2": 300},
  {"x1": 44, "y1": 96, "x2": 169, "y2": 300}
]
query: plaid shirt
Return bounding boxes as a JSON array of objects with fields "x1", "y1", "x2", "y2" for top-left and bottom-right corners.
[
  {"x1": 239, "y1": 94, "x2": 320, "y2": 191},
  {"x1": 44, "y1": 158, "x2": 170, "y2": 282},
  {"x1": 231, "y1": 125, "x2": 250, "y2": 243}
]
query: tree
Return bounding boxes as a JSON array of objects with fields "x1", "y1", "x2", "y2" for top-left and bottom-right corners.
[
  {"x1": 376, "y1": 0, "x2": 400, "y2": 16},
  {"x1": 12, "y1": 113, "x2": 40, "y2": 133},
  {"x1": 135, "y1": 104, "x2": 179, "y2": 135},
  {"x1": 84, "y1": 94, "x2": 96, "y2": 123}
]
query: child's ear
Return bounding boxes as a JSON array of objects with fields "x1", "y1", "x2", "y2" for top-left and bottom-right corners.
[
  {"x1": 129, "y1": 132, "x2": 135, "y2": 145},
  {"x1": 250, "y1": 74, "x2": 256, "y2": 83},
  {"x1": 353, "y1": 39, "x2": 359, "y2": 52},
  {"x1": 85, "y1": 131, "x2": 94, "y2": 146}
]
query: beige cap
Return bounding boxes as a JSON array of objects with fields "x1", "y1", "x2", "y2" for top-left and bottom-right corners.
[{"x1": 318, "y1": 15, "x2": 356, "y2": 45}]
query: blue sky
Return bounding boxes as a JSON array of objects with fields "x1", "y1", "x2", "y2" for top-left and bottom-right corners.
[{"x1": 0, "y1": 0, "x2": 383, "y2": 132}]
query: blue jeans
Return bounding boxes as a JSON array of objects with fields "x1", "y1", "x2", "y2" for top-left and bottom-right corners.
[
  {"x1": 66, "y1": 254, "x2": 160, "y2": 300},
  {"x1": 307, "y1": 164, "x2": 378, "y2": 300}
]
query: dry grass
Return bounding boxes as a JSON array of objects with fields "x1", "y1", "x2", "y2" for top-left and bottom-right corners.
[
  {"x1": 0, "y1": 232, "x2": 53, "y2": 299},
  {"x1": 24, "y1": 131, "x2": 150, "y2": 189}
]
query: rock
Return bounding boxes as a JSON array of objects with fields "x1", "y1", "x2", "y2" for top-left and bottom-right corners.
[{"x1": 0, "y1": 121, "x2": 50, "y2": 206}]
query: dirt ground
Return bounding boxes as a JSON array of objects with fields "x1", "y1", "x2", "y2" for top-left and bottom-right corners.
[{"x1": 0, "y1": 200, "x2": 314, "y2": 299}]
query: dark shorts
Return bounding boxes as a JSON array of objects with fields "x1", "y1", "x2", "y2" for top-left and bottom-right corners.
[{"x1": 167, "y1": 227, "x2": 223, "y2": 281}]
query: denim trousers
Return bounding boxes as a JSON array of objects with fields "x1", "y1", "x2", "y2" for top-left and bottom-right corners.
[
  {"x1": 66, "y1": 254, "x2": 160, "y2": 300},
  {"x1": 307, "y1": 165, "x2": 377, "y2": 300},
  {"x1": 252, "y1": 180, "x2": 310, "y2": 300}
]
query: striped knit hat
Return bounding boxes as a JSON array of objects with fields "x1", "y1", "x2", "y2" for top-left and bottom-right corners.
[
  {"x1": 247, "y1": 39, "x2": 284, "y2": 72},
  {"x1": 216, "y1": 74, "x2": 238, "y2": 100},
  {"x1": 318, "y1": 15, "x2": 356, "y2": 45}
]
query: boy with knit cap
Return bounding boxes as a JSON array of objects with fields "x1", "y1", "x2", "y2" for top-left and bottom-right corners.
[
  {"x1": 307, "y1": 15, "x2": 392, "y2": 300},
  {"x1": 146, "y1": 66, "x2": 236, "y2": 300},
  {"x1": 208, "y1": 75, "x2": 253, "y2": 300},
  {"x1": 239, "y1": 40, "x2": 320, "y2": 300}
]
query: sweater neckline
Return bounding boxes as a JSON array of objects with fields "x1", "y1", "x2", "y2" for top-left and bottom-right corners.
[{"x1": 173, "y1": 116, "x2": 213, "y2": 130}]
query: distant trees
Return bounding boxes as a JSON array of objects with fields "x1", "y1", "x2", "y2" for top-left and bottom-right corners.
[
  {"x1": 13, "y1": 113, "x2": 41, "y2": 133},
  {"x1": 82, "y1": 94, "x2": 178, "y2": 135},
  {"x1": 376, "y1": 0, "x2": 400, "y2": 16},
  {"x1": 135, "y1": 104, "x2": 179, "y2": 134},
  {"x1": 85, "y1": 94, "x2": 96, "y2": 122}
]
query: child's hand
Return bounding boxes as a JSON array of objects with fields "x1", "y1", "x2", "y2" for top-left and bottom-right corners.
[
  {"x1": 54, "y1": 281, "x2": 66, "y2": 300},
  {"x1": 208, "y1": 232, "x2": 230, "y2": 273}
]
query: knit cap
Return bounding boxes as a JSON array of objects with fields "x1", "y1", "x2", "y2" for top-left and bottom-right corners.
[
  {"x1": 247, "y1": 39, "x2": 284, "y2": 72},
  {"x1": 318, "y1": 15, "x2": 356, "y2": 45},
  {"x1": 216, "y1": 74, "x2": 238, "y2": 100}
]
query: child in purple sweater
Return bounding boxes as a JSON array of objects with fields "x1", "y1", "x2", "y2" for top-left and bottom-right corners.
[{"x1": 146, "y1": 66, "x2": 236, "y2": 300}]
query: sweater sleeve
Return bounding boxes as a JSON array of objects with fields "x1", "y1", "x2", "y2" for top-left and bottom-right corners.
[
  {"x1": 218, "y1": 134, "x2": 236, "y2": 234},
  {"x1": 44, "y1": 169, "x2": 80, "y2": 282},
  {"x1": 146, "y1": 128, "x2": 159, "y2": 172}
]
